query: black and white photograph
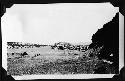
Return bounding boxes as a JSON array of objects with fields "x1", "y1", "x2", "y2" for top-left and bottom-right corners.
[{"x1": 1, "y1": 3, "x2": 123, "y2": 79}]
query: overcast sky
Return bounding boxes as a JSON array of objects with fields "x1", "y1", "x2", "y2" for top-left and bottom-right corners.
[{"x1": 2, "y1": 3, "x2": 118, "y2": 45}]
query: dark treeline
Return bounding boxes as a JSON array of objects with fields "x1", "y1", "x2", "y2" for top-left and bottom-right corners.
[{"x1": 89, "y1": 13, "x2": 119, "y2": 74}]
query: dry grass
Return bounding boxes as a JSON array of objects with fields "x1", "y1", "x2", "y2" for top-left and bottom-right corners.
[{"x1": 7, "y1": 46, "x2": 106, "y2": 75}]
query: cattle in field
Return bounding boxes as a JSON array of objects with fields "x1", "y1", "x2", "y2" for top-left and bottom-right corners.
[
  {"x1": 52, "y1": 42, "x2": 73, "y2": 51},
  {"x1": 51, "y1": 42, "x2": 89, "y2": 50},
  {"x1": 74, "y1": 45, "x2": 81, "y2": 51},
  {"x1": 73, "y1": 45, "x2": 89, "y2": 52},
  {"x1": 34, "y1": 53, "x2": 40, "y2": 57},
  {"x1": 21, "y1": 52, "x2": 28, "y2": 58},
  {"x1": 51, "y1": 42, "x2": 90, "y2": 55},
  {"x1": 68, "y1": 45, "x2": 76, "y2": 50}
]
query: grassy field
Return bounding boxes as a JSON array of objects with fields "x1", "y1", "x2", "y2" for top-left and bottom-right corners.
[{"x1": 7, "y1": 46, "x2": 112, "y2": 75}]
